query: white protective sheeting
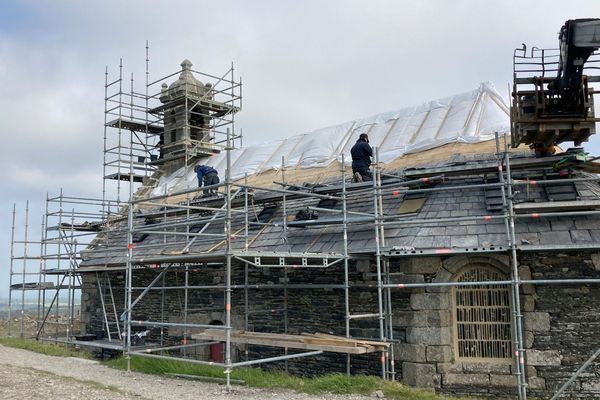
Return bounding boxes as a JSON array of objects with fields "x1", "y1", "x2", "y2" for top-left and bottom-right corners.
[
  {"x1": 155, "y1": 82, "x2": 509, "y2": 187},
  {"x1": 291, "y1": 121, "x2": 355, "y2": 168},
  {"x1": 150, "y1": 166, "x2": 188, "y2": 196}
]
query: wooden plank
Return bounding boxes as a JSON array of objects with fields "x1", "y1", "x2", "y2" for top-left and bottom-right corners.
[
  {"x1": 578, "y1": 162, "x2": 600, "y2": 173},
  {"x1": 191, "y1": 330, "x2": 388, "y2": 354},
  {"x1": 301, "y1": 337, "x2": 359, "y2": 347},
  {"x1": 305, "y1": 332, "x2": 389, "y2": 347},
  {"x1": 194, "y1": 332, "x2": 369, "y2": 354},
  {"x1": 514, "y1": 200, "x2": 600, "y2": 213}
]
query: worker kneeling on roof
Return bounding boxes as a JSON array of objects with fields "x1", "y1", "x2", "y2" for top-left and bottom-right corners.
[
  {"x1": 194, "y1": 165, "x2": 220, "y2": 196},
  {"x1": 350, "y1": 133, "x2": 373, "y2": 182}
]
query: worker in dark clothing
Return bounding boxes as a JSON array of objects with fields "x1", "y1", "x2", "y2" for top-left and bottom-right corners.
[
  {"x1": 194, "y1": 165, "x2": 220, "y2": 196},
  {"x1": 156, "y1": 134, "x2": 164, "y2": 160},
  {"x1": 350, "y1": 133, "x2": 373, "y2": 182}
]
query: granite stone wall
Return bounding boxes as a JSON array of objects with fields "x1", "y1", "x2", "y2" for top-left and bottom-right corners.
[
  {"x1": 522, "y1": 252, "x2": 600, "y2": 399},
  {"x1": 80, "y1": 251, "x2": 600, "y2": 398}
]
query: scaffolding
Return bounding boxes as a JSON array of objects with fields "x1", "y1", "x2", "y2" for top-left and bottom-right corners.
[
  {"x1": 54, "y1": 126, "x2": 599, "y2": 399},
  {"x1": 103, "y1": 44, "x2": 241, "y2": 206},
  {"x1": 9, "y1": 126, "x2": 600, "y2": 398},
  {"x1": 8, "y1": 192, "x2": 122, "y2": 341},
  {"x1": 6, "y1": 50, "x2": 600, "y2": 400}
]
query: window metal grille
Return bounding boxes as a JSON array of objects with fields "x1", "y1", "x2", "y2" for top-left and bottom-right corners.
[{"x1": 453, "y1": 267, "x2": 512, "y2": 361}]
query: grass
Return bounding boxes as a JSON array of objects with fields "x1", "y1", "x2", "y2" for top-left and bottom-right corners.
[
  {"x1": 1, "y1": 337, "x2": 467, "y2": 399},
  {"x1": 0, "y1": 337, "x2": 92, "y2": 358},
  {"x1": 107, "y1": 355, "x2": 461, "y2": 400}
]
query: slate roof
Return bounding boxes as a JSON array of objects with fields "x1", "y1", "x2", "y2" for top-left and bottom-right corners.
[{"x1": 80, "y1": 149, "x2": 600, "y2": 268}]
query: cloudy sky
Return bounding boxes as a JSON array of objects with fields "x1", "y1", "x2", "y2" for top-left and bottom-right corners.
[{"x1": 1, "y1": 0, "x2": 599, "y2": 296}]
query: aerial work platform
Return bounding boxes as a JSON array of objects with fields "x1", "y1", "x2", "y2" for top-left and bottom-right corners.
[{"x1": 511, "y1": 19, "x2": 600, "y2": 149}]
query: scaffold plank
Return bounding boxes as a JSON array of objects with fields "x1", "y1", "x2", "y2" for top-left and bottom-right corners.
[
  {"x1": 514, "y1": 200, "x2": 600, "y2": 213},
  {"x1": 192, "y1": 329, "x2": 389, "y2": 354},
  {"x1": 106, "y1": 117, "x2": 163, "y2": 134}
]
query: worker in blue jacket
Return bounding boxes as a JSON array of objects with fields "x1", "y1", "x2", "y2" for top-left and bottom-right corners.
[
  {"x1": 194, "y1": 165, "x2": 220, "y2": 196},
  {"x1": 350, "y1": 133, "x2": 373, "y2": 182}
]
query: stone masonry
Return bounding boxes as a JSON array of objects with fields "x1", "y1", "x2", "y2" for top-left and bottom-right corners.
[{"x1": 81, "y1": 251, "x2": 600, "y2": 398}]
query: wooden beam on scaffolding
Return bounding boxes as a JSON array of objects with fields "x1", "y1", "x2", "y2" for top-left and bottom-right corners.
[{"x1": 192, "y1": 329, "x2": 389, "y2": 354}]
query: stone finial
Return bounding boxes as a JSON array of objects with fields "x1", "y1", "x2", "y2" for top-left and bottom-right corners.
[
  {"x1": 178, "y1": 59, "x2": 196, "y2": 82},
  {"x1": 181, "y1": 59, "x2": 193, "y2": 70}
]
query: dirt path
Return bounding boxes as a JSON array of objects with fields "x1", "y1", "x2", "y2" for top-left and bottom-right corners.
[
  {"x1": 0, "y1": 364, "x2": 137, "y2": 400},
  {"x1": 0, "y1": 344, "x2": 372, "y2": 400}
]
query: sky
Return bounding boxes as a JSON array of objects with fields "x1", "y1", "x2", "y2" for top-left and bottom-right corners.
[{"x1": 1, "y1": 0, "x2": 600, "y2": 297}]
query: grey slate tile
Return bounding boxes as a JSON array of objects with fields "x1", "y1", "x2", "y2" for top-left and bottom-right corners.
[
  {"x1": 445, "y1": 226, "x2": 467, "y2": 235},
  {"x1": 82, "y1": 159, "x2": 600, "y2": 269},
  {"x1": 386, "y1": 236, "x2": 414, "y2": 248},
  {"x1": 351, "y1": 231, "x2": 374, "y2": 241},
  {"x1": 528, "y1": 222, "x2": 551, "y2": 233},
  {"x1": 589, "y1": 230, "x2": 600, "y2": 242},
  {"x1": 451, "y1": 235, "x2": 479, "y2": 248},
  {"x1": 412, "y1": 236, "x2": 434, "y2": 248},
  {"x1": 426, "y1": 204, "x2": 447, "y2": 212},
  {"x1": 429, "y1": 197, "x2": 445, "y2": 205},
  {"x1": 459, "y1": 202, "x2": 474, "y2": 210},
  {"x1": 467, "y1": 225, "x2": 487, "y2": 235},
  {"x1": 348, "y1": 239, "x2": 369, "y2": 250},
  {"x1": 418, "y1": 227, "x2": 446, "y2": 236},
  {"x1": 516, "y1": 232, "x2": 540, "y2": 245},
  {"x1": 478, "y1": 233, "x2": 509, "y2": 247},
  {"x1": 467, "y1": 209, "x2": 485, "y2": 216},
  {"x1": 574, "y1": 218, "x2": 600, "y2": 230},
  {"x1": 432, "y1": 236, "x2": 451, "y2": 247},
  {"x1": 570, "y1": 230, "x2": 593, "y2": 243},
  {"x1": 486, "y1": 223, "x2": 507, "y2": 234},
  {"x1": 539, "y1": 231, "x2": 572, "y2": 245},
  {"x1": 450, "y1": 210, "x2": 468, "y2": 217},
  {"x1": 398, "y1": 227, "x2": 420, "y2": 236},
  {"x1": 550, "y1": 219, "x2": 575, "y2": 231},
  {"x1": 514, "y1": 223, "x2": 530, "y2": 233}
]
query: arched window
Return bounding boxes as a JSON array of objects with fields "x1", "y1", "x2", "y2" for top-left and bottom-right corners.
[{"x1": 452, "y1": 266, "x2": 512, "y2": 361}]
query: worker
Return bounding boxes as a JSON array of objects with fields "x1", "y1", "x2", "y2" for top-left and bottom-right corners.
[
  {"x1": 156, "y1": 134, "x2": 164, "y2": 159},
  {"x1": 350, "y1": 133, "x2": 373, "y2": 182},
  {"x1": 194, "y1": 165, "x2": 220, "y2": 196}
]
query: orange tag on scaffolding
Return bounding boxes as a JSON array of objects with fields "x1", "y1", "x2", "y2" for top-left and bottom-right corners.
[
  {"x1": 127, "y1": 243, "x2": 135, "y2": 250},
  {"x1": 435, "y1": 248, "x2": 453, "y2": 254}
]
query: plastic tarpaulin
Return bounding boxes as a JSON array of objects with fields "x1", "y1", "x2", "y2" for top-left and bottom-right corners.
[
  {"x1": 290, "y1": 121, "x2": 355, "y2": 168},
  {"x1": 150, "y1": 166, "x2": 188, "y2": 196},
  {"x1": 153, "y1": 82, "x2": 509, "y2": 189}
]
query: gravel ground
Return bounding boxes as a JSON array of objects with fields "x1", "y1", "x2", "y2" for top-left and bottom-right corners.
[
  {"x1": 0, "y1": 364, "x2": 138, "y2": 400},
  {"x1": 0, "y1": 344, "x2": 373, "y2": 400}
]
